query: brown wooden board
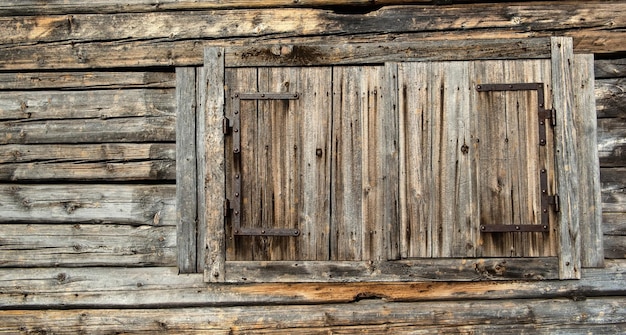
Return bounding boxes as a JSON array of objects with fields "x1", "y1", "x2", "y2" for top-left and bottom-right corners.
[
  {"x1": 0, "y1": 184, "x2": 175, "y2": 226},
  {"x1": 0, "y1": 224, "x2": 175, "y2": 267},
  {"x1": 0, "y1": 71, "x2": 174, "y2": 90}
]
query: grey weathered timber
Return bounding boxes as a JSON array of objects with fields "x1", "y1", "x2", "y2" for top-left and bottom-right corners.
[
  {"x1": 551, "y1": 37, "x2": 581, "y2": 279},
  {"x1": 1, "y1": 297, "x2": 624, "y2": 334},
  {"x1": 597, "y1": 118, "x2": 626, "y2": 167},
  {"x1": 1, "y1": 260, "x2": 624, "y2": 308},
  {"x1": 196, "y1": 66, "x2": 207, "y2": 272},
  {"x1": 176, "y1": 67, "x2": 198, "y2": 273},
  {"x1": 0, "y1": 184, "x2": 175, "y2": 225},
  {"x1": 0, "y1": 143, "x2": 175, "y2": 181},
  {"x1": 604, "y1": 235, "x2": 626, "y2": 259},
  {"x1": 572, "y1": 54, "x2": 604, "y2": 268},
  {"x1": 0, "y1": 89, "x2": 175, "y2": 144},
  {"x1": 224, "y1": 258, "x2": 559, "y2": 282},
  {"x1": 0, "y1": 71, "x2": 174, "y2": 90},
  {"x1": 0, "y1": 224, "x2": 175, "y2": 267},
  {"x1": 595, "y1": 78, "x2": 626, "y2": 118},
  {"x1": 595, "y1": 57, "x2": 626, "y2": 78},
  {"x1": 203, "y1": 47, "x2": 226, "y2": 282}
]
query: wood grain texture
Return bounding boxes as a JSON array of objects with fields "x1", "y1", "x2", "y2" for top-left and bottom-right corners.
[
  {"x1": 597, "y1": 117, "x2": 626, "y2": 167},
  {"x1": 595, "y1": 78, "x2": 626, "y2": 118},
  {"x1": 0, "y1": 143, "x2": 175, "y2": 181},
  {"x1": 0, "y1": 88, "x2": 175, "y2": 144},
  {"x1": 203, "y1": 47, "x2": 226, "y2": 282},
  {"x1": 551, "y1": 36, "x2": 581, "y2": 279},
  {"x1": 0, "y1": 2, "x2": 624, "y2": 70},
  {"x1": 0, "y1": 224, "x2": 175, "y2": 267},
  {"x1": 595, "y1": 57, "x2": 626, "y2": 79},
  {"x1": 176, "y1": 67, "x2": 198, "y2": 273},
  {"x1": 1, "y1": 260, "x2": 624, "y2": 308},
  {"x1": 1, "y1": 297, "x2": 623, "y2": 334},
  {"x1": 0, "y1": 184, "x2": 175, "y2": 226},
  {"x1": 0, "y1": 71, "x2": 174, "y2": 90}
]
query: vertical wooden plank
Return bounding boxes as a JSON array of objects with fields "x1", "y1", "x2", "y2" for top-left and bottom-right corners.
[
  {"x1": 573, "y1": 54, "x2": 604, "y2": 268},
  {"x1": 332, "y1": 66, "x2": 364, "y2": 261},
  {"x1": 195, "y1": 65, "x2": 206, "y2": 272},
  {"x1": 203, "y1": 47, "x2": 225, "y2": 282},
  {"x1": 551, "y1": 37, "x2": 581, "y2": 279},
  {"x1": 399, "y1": 62, "x2": 432, "y2": 258},
  {"x1": 176, "y1": 67, "x2": 197, "y2": 273},
  {"x1": 382, "y1": 63, "x2": 400, "y2": 261}
]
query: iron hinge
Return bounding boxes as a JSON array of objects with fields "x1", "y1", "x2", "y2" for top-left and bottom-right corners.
[
  {"x1": 539, "y1": 107, "x2": 557, "y2": 127},
  {"x1": 223, "y1": 199, "x2": 231, "y2": 217},
  {"x1": 549, "y1": 194, "x2": 560, "y2": 213},
  {"x1": 222, "y1": 117, "x2": 232, "y2": 135}
]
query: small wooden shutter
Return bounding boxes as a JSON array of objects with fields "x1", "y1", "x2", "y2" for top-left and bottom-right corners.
[{"x1": 201, "y1": 37, "x2": 601, "y2": 283}]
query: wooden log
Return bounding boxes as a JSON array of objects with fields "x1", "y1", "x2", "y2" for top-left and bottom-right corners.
[
  {"x1": 603, "y1": 212, "x2": 626, "y2": 235},
  {"x1": 0, "y1": 88, "x2": 174, "y2": 121},
  {"x1": 604, "y1": 235, "x2": 626, "y2": 259},
  {"x1": 0, "y1": 260, "x2": 624, "y2": 308},
  {"x1": 595, "y1": 78, "x2": 625, "y2": 118},
  {"x1": 595, "y1": 57, "x2": 626, "y2": 79},
  {"x1": 0, "y1": 297, "x2": 623, "y2": 334},
  {"x1": 0, "y1": 143, "x2": 175, "y2": 181},
  {"x1": 0, "y1": 2, "x2": 624, "y2": 70},
  {"x1": 0, "y1": 224, "x2": 176, "y2": 267},
  {"x1": 0, "y1": 71, "x2": 175, "y2": 90},
  {"x1": 0, "y1": 184, "x2": 175, "y2": 225},
  {"x1": 597, "y1": 118, "x2": 626, "y2": 168},
  {"x1": 601, "y1": 167, "x2": 626, "y2": 213}
]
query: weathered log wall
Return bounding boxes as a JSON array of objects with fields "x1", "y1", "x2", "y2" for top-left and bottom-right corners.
[{"x1": 0, "y1": 1, "x2": 624, "y2": 333}]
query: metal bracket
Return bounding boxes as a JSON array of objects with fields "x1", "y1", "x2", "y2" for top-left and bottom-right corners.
[
  {"x1": 476, "y1": 83, "x2": 556, "y2": 233},
  {"x1": 229, "y1": 92, "x2": 301, "y2": 237},
  {"x1": 476, "y1": 83, "x2": 554, "y2": 146}
]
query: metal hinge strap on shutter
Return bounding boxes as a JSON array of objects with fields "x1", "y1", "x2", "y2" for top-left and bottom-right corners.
[
  {"x1": 476, "y1": 83, "x2": 557, "y2": 233},
  {"x1": 223, "y1": 92, "x2": 300, "y2": 237}
]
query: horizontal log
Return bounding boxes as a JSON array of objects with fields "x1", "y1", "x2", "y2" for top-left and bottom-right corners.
[
  {"x1": 0, "y1": 71, "x2": 174, "y2": 90},
  {"x1": 604, "y1": 235, "x2": 626, "y2": 259},
  {"x1": 595, "y1": 57, "x2": 626, "y2": 79},
  {"x1": 595, "y1": 78, "x2": 625, "y2": 118},
  {"x1": 0, "y1": 224, "x2": 176, "y2": 267},
  {"x1": 0, "y1": 3, "x2": 624, "y2": 70},
  {"x1": 603, "y1": 212, "x2": 626, "y2": 235},
  {"x1": 0, "y1": 260, "x2": 624, "y2": 308},
  {"x1": 601, "y1": 166, "x2": 626, "y2": 213},
  {"x1": 0, "y1": 88, "x2": 173, "y2": 121},
  {"x1": 0, "y1": 1, "x2": 436, "y2": 15},
  {"x1": 597, "y1": 117, "x2": 626, "y2": 167},
  {"x1": 0, "y1": 184, "x2": 175, "y2": 225},
  {"x1": 0, "y1": 143, "x2": 175, "y2": 181},
  {"x1": 0, "y1": 297, "x2": 624, "y2": 334}
]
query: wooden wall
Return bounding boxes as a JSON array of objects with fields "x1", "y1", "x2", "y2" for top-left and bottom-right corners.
[{"x1": 0, "y1": 1, "x2": 625, "y2": 333}]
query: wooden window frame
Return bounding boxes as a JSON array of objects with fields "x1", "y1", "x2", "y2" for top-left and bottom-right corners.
[{"x1": 180, "y1": 37, "x2": 602, "y2": 282}]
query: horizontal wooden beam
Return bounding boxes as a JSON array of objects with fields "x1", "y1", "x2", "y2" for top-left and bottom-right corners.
[
  {"x1": 0, "y1": 224, "x2": 176, "y2": 267},
  {"x1": 0, "y1": 184, "x2": 175, "y2": 225},
  {"x1": 595, "y1": 78, "x2": 626, "y2": 118},
  {"x1": 0, "y1": 71, "x2": 175, "y2": 90},
  {"x1": 0, "y1": 260, "x2": 624, "y2": 308},
  {"x1": 1, "y1": 297, "x2": 624, "y2": 333},
  {"x1": 0, "y1": 143, "x2": 175, "y2": 181},
  {"x1": 0, "y1": 2, "x2": 624, "y2": 70},
  {"x1": 597, "y1": 118, "x2": 626, "y2": 168}
]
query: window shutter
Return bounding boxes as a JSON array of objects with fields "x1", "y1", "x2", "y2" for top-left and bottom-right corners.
[{"x1": 199, "y1": 37, "x2": 600, "y2": 283}]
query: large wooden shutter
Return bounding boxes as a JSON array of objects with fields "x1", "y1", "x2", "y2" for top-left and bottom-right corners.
[{"x1": 200, "y1": 37, "x2": 600, "y2": 283}]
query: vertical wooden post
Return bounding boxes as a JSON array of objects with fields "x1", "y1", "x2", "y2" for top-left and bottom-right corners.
[
  {"x1": 203, "y1": 47, "x2": 226, "y2": 282},
  {"x1": 196, "y1": 65, "x2": 207, "y2": 272},
  {"x1": 176, "y1": 67, "x2": 198, "y2": 273},
  {"x1": 551, "y1": 37, "x2": 582, "y2": 279}
]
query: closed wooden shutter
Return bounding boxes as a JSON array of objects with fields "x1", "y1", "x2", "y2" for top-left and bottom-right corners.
[{"x1": 200, "y1": 37, "x2": 601, "y2": 283}]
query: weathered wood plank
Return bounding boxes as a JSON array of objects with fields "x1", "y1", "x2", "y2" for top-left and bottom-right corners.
[
  {"x1": 1, "y1": 298, "x2": 623, "y2": 334},
  {"x1": 1, "y1": 260, "x2": 624, "y2": 308},
  {"x1": 196, "y1": 66, "x2": 207, "y2": 272},
  {"x1": 604, "y1": 235, "x2": 626, "y2": 259},
  {"x1": 0, "y1": 224, "x2": 176, "y2": 267},
  {"x1": 0, "y1": 71, "x2": 175, "y2": 90},
  {"x1": 176, "y1": 67, "x2": 198, "y2": 273},
  {"x1": 601, "y1": 167, "x2": 626, "y2": 213},
  {"x1": 595, "y1": 78, "x2": 625, "y2": 118},
  {"x1": 2, "y1": 5, "x2": 622, "y2": 48},
  {"x1": 595, "y1": 58, "x2": 626, "y2": 79},
  {"x1": 572, "y1": 54, "x2": 604, "y2": 268},
  {"x1": 224, "y1": 258, "x2": 559, "y2": 282},
  {"x1": 203, "y1": 47, "x2": 226, "y2": 282},
  {"x1": 597, "y1": 117, "x2": 626, "y2": 167},
  {"x1": 0, "y1": 143, "x2": 175, "y2": 181},
  {"x1": 0, "y1": 184, "x2": 175, "y2": 225},
  {"x1": 603, "y1": 212, "x2": 626, "y2": 236},
  {"x1": 551, "y1": 36, "x2": 581, "y2": 279}
]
